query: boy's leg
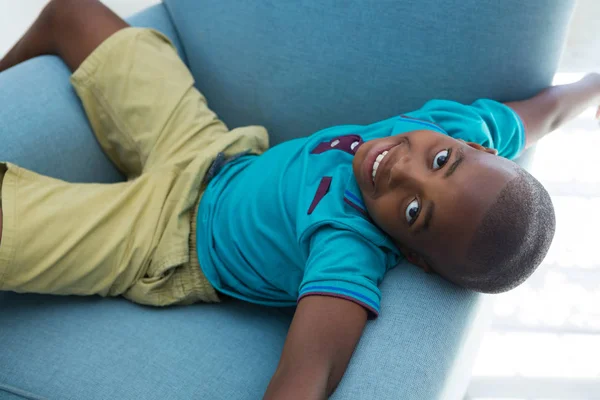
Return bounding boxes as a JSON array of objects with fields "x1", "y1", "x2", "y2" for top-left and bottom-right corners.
[
  {"x1": 0, "y1": 162, "x2": 175, "y2": 298},
  {"x1": 0, "y1": 0, "x2": 122, "y2": 251},
  {"x1": 0, "y1": 0, "x2": 127, "y2": 74},
  {"x1": 0, "y1": 0, "x2": 269, "y2": 303},
  {"x1": 0, "y1": 0, "x2": 136, "y2": 295},
  {"x1": 1, "y1": 0, "x2": 264, "y2": 180},
  {"x1": 0, "y1": 0, "x2": 243, "y2": 180}
]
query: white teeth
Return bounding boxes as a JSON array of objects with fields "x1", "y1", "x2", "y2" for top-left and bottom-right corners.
[{"x1": 372, "y1": 150, "x2": 389, "y2": 182}]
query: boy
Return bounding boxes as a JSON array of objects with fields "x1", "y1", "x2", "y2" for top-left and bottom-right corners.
[{"x1": 0, "y1": 1, "x2": 597, "y2": 398}]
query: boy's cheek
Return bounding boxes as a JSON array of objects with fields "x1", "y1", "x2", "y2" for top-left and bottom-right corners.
[{"x1": 368, "y1": 201, "x2": 400, "y2": 238}]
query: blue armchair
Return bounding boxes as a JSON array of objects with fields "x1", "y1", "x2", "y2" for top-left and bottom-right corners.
[{"x1": 0, "y1": 1, "x2": 574, "y2": 399}]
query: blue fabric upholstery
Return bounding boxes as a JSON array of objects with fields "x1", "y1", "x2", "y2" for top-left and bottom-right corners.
[
  {"x1": 0, "y1": 1, "x2": 574, "y2": 399},
  {"x1": 0, "y1": 293, "x2": 291, "y2": 399},
  {"x1": 163, "y1": 0, "x2": 574, "y2": 146}
]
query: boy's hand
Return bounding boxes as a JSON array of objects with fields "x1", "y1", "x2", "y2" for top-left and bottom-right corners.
[
  {"x1": 263, "y1": 296, "x2": 368, "y2": 400},
  {"x1": 588, "y1": 73, "x2": 600, "y2": 120}
]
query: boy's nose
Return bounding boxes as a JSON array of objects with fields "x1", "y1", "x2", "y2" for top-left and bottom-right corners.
[{"x1": 389, "y1": 155, "x2": 424, "y2": 189}]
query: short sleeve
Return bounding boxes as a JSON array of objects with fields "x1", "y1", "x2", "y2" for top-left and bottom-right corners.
[
  {"x1": 405, "y1": 99, "x2": 526, "y2": 159},
  {"x1": 299, "y1": 227, "x2": 388, "y2": 319}
]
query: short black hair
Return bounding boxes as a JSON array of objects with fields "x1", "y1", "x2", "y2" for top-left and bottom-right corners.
[{"x1": 451, "y1": 167, "x2": 555, "y2": 294}]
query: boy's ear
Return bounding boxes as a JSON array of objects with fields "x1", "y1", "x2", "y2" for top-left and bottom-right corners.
[
  {"x1": 397, "y1": 245, "x2": 433, "y2": 274},
  {"x1": 464, "y1": 141, "x2": 498, "y2": 155}
]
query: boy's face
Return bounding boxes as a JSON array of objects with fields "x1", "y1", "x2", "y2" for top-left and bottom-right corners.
[{"x1": 353, "y1": 129, "x2": 520, "y2": 277}]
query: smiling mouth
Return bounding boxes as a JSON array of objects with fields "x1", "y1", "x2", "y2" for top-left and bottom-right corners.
[
  {"x1": 368, "y1": 137, "x2": 410, "y2": 193},
  {"x1": 372, "y1": 150, "x2": 390, "y2": 183}
]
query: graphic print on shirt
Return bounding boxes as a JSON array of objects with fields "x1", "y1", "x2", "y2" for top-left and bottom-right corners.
[
  {"x1": 308, "y1": 134, "x2": 365, "y2": 216},
  {"x1": 307, "y1": 177, "x2": 332, "y2": 215},
  {"x1": 310, "y1": 134, "x2": 363, "y2": 156}
]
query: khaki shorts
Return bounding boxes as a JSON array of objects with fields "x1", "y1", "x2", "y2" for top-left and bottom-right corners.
[{"x1": 0, "y1": 28, "x2": 268, "y2": 306}]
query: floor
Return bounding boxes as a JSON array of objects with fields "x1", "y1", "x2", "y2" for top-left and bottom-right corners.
[{"x1": 1, "y1": 1, "x2": 599, "y2": 399}]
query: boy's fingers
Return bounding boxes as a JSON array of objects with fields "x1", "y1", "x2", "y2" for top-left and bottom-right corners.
[{"x1": 596, "y1": 106, "x2": 600, "y2": 120}]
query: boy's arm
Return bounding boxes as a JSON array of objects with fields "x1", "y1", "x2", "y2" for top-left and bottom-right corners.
[
  {"x1": 505, "y1": 72, "x2": 600, "y2": 149},
  {"x1": 264, "y1": 296, "x2": 368, "y2": 400}
]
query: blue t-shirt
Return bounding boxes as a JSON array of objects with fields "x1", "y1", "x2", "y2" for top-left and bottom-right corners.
[{"x1": 196, "y1": 99, "x2": 525, "y2": 317}]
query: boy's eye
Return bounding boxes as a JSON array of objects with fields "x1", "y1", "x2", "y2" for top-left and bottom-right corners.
[
  {"x1": 405, "y1": 199, "x2": 420, "y2": 225},
  {"x1": 432, "y1": 149, "x2": 450, "y2": 170}
]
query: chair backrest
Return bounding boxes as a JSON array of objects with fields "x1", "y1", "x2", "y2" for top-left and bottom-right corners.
[{"x1": 163, "y1": 0, "x2": 574, "y2": 146}]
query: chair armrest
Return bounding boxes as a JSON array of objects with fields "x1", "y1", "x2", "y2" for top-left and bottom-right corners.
[
  {"x1": 0, "y1": 56, "x2": 123, "y2": 183},
  {"x1": 332, "y1": 264, "x2": 494, "y2": 400}
]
